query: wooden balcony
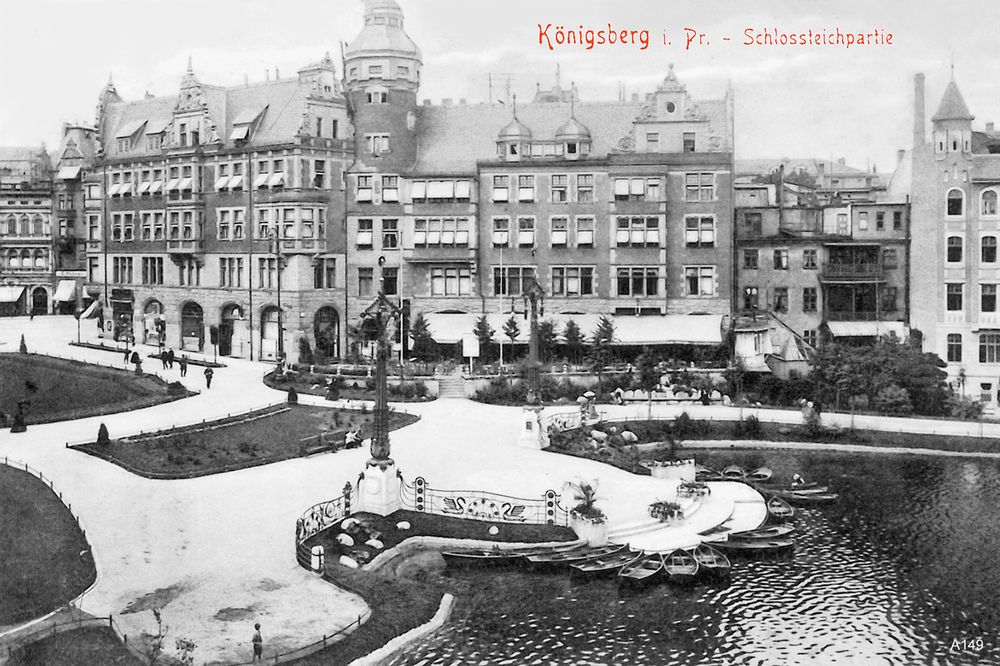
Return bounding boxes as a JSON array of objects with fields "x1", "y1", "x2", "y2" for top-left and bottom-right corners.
[
  {"x1": 820, "y1": 262, "x2": 884, "y2": 282},
  {"x1": 167, "y1": 238, "x2": 205, "y2": 254}
]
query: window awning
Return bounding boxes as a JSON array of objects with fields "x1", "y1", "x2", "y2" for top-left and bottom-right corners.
[
  {"x1": 107, "y1": 183, "x2": 122, "y2": 196},
  {"x1": 57, "y1": 166, "x2": 81, "y2": 180},
  {"x1": 253, "y1": 173, "x2": 269, "y2": 188},
  {"x1": 427, "y1": 181, "x2": 454, "y2": 198},
  {"x1": 228, "y1": 175, "x2": 245, "y2": 189},
  {"x1": 115, "y1": 119, "x2": 147, "y2": 138},
  {"x1": 137, "y1": 181, "x2": 151, "y2": 194},
  {"x1": 149, "y1": 180, "x2": 163, "y2": 194},
  {"x1": 827, "y1": 321, "x2": 906, "y2": 338},
  {"x1": 410, "y1": 181, "x2": 426, "y2": 199},
  {"x1": 0, "y1": 286, "x2": 25, "y2": 303},
  {"x1": 118, "y1": 183, "x2": 133, "y2": 196},
  {"x1": 53, "y1": 279, "x2": 76, "y2": 303},
  {"x1": 229, "y1": 125, "x2": 250, "y2": 142},
  {"x1": 268, "y1": 172, "x2": 285, "y2": 187},
  {"x1": 165, "y1": 178, "x2": 180, "y2": 191},
  {"x1": 614, "y1": 179, "x2": 630, "y2": 196},
  {"x1": 455, "y1": 180, "x2": 471, "y2": 199},
  {"x1": 177, "y1": 177, "x2": 192, "y2": 191},
  {"x1": 214, "y1": 175, "x2": 229, "y2": 190}
]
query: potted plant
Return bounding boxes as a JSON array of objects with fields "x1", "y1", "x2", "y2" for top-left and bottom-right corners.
[
  {"x1": 648, "y1": 500, "x2": 684, "y2": 525},
  {"x1": 563, "y1": 478, "x2": 608, "y2": 546},
  {"x1": 677, "y1": 480, "x2": 710, "y2": 498}
]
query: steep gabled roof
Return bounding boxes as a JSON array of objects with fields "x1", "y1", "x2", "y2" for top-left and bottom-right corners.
[{"x1": 931, "y1": 79, "x2": 974, "y2": 122}]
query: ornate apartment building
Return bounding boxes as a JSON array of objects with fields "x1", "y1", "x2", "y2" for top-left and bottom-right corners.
[
  {"x1": 911, "y1": 72, "x2": 1000, "y2": 410},
  {"x1": 345, "y1": 0, "x2": 735, "y2": 354}
]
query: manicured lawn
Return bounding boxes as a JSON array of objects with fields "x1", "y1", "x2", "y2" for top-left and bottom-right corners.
[
  {"x1": 0, "y1": 353, "x2": 187, "y2": 426},
  {"x1": 0, "y1": 465, "x2": 95, "y2": 625},
  {"x1": 75, "y1": 404, "x2": 419, "y2": 478},
  {"x1": 6, "y1": 627, "x2": 140, "y2": 666}
]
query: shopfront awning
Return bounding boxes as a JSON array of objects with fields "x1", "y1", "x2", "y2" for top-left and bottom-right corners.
[
  {"x1": 827, "y1": 321, "x2": 906, "y2": 338},
  {"x1": 0, "y1": 286, "x2": 25, "y2": 303},
  {"x1": 57, "y1": 166, "x2": 81, "y2": 180},
  {"x1": 53, "y1": 279, "x2": 76, "y2": 303}
]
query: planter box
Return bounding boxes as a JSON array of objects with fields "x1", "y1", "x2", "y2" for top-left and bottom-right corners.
[
  {"x1": 570, "y1": 513, "x2": 608, "y2": 546},
  {"x1": 649, "y1": 459, "x2": 696, "y2": 481}
]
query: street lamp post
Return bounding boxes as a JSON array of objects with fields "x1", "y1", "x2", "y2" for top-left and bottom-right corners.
[
  {"x1": 360, "y1": 291, "x2": 401, "y2": 468},
  {"x1": 269, "y1": 231, "x2": 284, "y2": 364},
  {"x1": 522, "y1": 276, "x2": 544, "y2": 405}
]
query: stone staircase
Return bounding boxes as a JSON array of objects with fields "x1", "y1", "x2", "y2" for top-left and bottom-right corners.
[
  {"x1": 607, "y1": 517, "x2": 665, "y2": 542},
  {"x1": 436, "y1": 370, "x2": 466, "y2": 399}
]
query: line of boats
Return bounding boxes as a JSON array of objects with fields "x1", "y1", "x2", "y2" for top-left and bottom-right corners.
[
  {"x1": 697, "y1": 464, "x2": 840, "y2": 504},
  {"x1": 441, "y1": 522, "x2": 796, "y2": 585}
]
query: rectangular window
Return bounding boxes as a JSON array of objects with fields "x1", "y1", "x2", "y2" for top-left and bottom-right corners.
[
  {"x1": 517, "y1": 175, "x2": 535, "y2": 202},
  {"x1": 153, "y1": 212, "x2": 165, "y2": 241},
  {"x1": 88, "y1": 257, "x2": 100, "y2": 283},
  {"x1": 947, "y1": 283, "x2": 963, "y2": 311},
  {"x1": 803, "y1": 329, "x2": 818, "y2": 348},
  {"x1": 382, "y1": 267, "x2": 398, "y2": 296},
  {"x1": 357, "y1": 219, "x2": 373, "y2": 248},
  {"x1": 616, "y1": 216, "x2": 659, "y2": 247},
  {"x1": 141, "y1": 257, "x2": 162, "y2": 285},
  {"x1": 313, "y1": 258, "x2": 336, "y2": 289},
  {"x1": 685, "y1": 266, "x2": 715, "y2": 297},
  {"x1": 685, "y1": 173, "x2": 714, "y2": 202},
  {"x1": 518, "y1": 217, "x2": 535, "y2": 247},
  {"x1": 947, "y1": 236, "x2": 963, "y2": 263},
  {"x1": 743, "y1": 287, "x2": 759, "y2": 310},
  {"x1": 617, "y1": 267, "x2": 659, "y2": 297},
  {"x1": 880, "y1": 286, "x2": 897, "y2": 312},
  {"x1": 366, "y1": 134, "x2": 389, "y2": 155},
  {"x1": 803, "y1": 287, "x2": 817, "y2": 312},
  {"x1": 980, "y1": 334, "x2": 1000, "y2": 364},
  {"x1": 876, "y1": 212, "x2": 885, "y2": 230},
  {"x1": 983, "y1": 284, "x2": 997, "y2": 313},
  {"x1": 883, "y1": 247, "x2": 898, "y2": 268},
  {"x1": 773, "y1": 249, "x2": 789, "y2": 270},
  {"x1": 743, "y1": 250, "x2": 758, "y2": 270},
  {"x1": 893, "y1": 211, "x2": 902, "y2": 230},
  {"x1": 356, "y1": 267, "x2": 373, "y2": 297},
  {"x1": 493, "y1": 175, "x2": 509, "y2": 202},
  {"x1": 645, "y1": 179, "x2": 660, "y2": 201},
  {"x1": 219, "y1": 257, "x2": 244, "y2": 288},
  {"x1": 576, "y1": 217, "x2": 594, "y2": 247},
  {"x1": 646, "y1": 133, "x2": 659, "y2": 151},
  {"x1": 743, "y1": 212, "x2": 762, "y2": 234},
  {"x1": 382, "y1": 219, "x2": 398, "y2": 249},
  {"x1": 550, "y1": 217, "x2": 568, "y2": 247},
  {"x1": 859, "y1": 212, "x2": 869, "y2": 230},
  {"x1": 576, "y1": 174, "x2": 593, "y2": 202},
  {"x1": 683, "y1": 132, "x2": 696, "y2": 152},
  {"x1": 112, "y1": 257, "x2": 133, "y2": 284},
  {"x1": 492, "y1": 217, "x2": 509, "y2": 247},
  {"x1": 140, "y1": 213, "x2": 153, "y2": 241},
  {"x1": 255, "y1": 258, "x2": 275, "y2": 289},
  {"x1": 774, "y1": 287, "x2": 789, "y2": 313},
  {"x1": 146, "y1": 134, "x2": 161, "y2": 151},
  {"x1": 685, "y1": 216, "x2": 715, "y2": 248},
  {"x1": 551, "y1": 175, "x2": 568, "y2": 203},
  {"x1": 88, "y1": 214, "x2": 100, "y2": 241},
  {"x1": 493, "y1": 266, "x2": 534, "y2": 296},
  {"x1": 947, "y1": 333, "x2": 962, "y2": 363},
  {"x1": 218, "y1": 210, "x2": 230, "y2": 240},
  {"x1": 381, "y1": 175, "x2": 398, "y2": 202},
  {"x1": 837, "y1": 214, "x2": 849, "y2": 235},
  {"x1": 985, "y1": 236, "x2": 999, "y2": 264},
  {"x1": 431, "y1": 267, "x2": 471, "y2": 296},
  {"x1": 803, "y1": 249, "x2": 817, "y2": 269},
  {"x1": 551, "y1": 266, "x2": 594, "y2": 297},
  {"x1": 356, "y1": 175, "x2": 373, "y2": 202}
]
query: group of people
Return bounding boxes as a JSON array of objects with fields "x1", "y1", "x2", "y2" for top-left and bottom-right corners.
[
  {"x1": 157, "y1": 348, "x2": 190, "y2": 377},
  {"x1": 120, "y1": 346, "x2": 213, "y2": 387}
]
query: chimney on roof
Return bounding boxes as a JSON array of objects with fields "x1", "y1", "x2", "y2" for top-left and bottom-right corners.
[
  {"x1": 266, "y1": 70, "x2": 270, "y2": 82},
  {"x1": 914, "y1": 73, "x2": 925, "y2": 148},
  {"x1": 837, "y1": 157, "x2": 846, "y2": 165},
  {"x1": 275, "y1": 67, "x2": 280, "y2": 80},
  {"x1": 442, "y1": 98, "x2": 452, "y2": 106},
  {"x1": 631, "y1": 93, "x2": 639, "y2": 101},
  {"x1": 897, "y1": 149, "x2": 905, "y2": 163},
  {"x1": 459, "y1": 98, "x2": 466, "y2": 105},
  {"x1": 989, "y1": 122, "x2": 995, "y2": 132}
]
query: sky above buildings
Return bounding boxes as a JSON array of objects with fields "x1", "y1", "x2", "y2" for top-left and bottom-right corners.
[{"x1": 3, "y1": 0, "x2": 999, "y2": 174}]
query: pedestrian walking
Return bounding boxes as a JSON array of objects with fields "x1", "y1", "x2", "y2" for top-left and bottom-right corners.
[
  {"x1": 178, "y1": 355, "x2": 188, "y2": 377},
  {"x1": 160, "y1": 349, "x2": 168, "y2": 370},
  {"x1": 252, "y1": 623, "x2": 263, "y2": 661},
  {"x1": 167, "y1": 348, "x2": 176, "y2": 369},
  {"x1": 123, "y1": 348, "x2": 131, "y2": 365},
  {"x1": 132, "y1": 351, "x2": 143, "y2": 376},
  {"x1": 204, "y1": 367, "x2": 214, "y2": 389}
]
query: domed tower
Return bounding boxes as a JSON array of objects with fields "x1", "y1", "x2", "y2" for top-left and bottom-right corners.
[
  {"x1": 554, "y1": 111, "x2": 591, "y2": 161},
  {"x1": 496, "y1": 102, "x2": 532, "y2": 162},
  {"x1": 344, "y1": 0, "x2": 422, "y2": 171}
]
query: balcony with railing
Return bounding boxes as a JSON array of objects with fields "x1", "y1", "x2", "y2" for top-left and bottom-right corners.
[
  {"x1": 826, "y1": 310, "x2": 880, "y2": 321},
  {"x1": 166, "y1": 231, "x2": 205, "y2": 254},
  {"x1": 820, "y1": 262, "x2": 884, "y2": 282},
  {"x1": 278, "y1": 237, "x2": 327, "y2": 254},
  {"x1": 402, "y1": 244, "x2": 476, "y2": 264}
]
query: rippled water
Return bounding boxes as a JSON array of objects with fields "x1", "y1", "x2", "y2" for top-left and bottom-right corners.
[{"x1": 388, "y1": 451, "x2": 1000, "y2": 666}]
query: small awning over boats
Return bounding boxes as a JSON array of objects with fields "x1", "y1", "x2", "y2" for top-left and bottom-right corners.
[
  {"x1": 0, "y1": 286, "x2": 25, "y2": 303},
  {"x1": 827, "y1": 321, "x2": 906, "y2": 338},
  {"x1": 53, "y1": 279, "x2": 76, "y2": 303}
]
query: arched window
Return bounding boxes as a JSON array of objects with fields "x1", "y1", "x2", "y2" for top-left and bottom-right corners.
[
  {"x1": 985, "y1": 191, "x2": 998, "y2": 216},
  {"x1": 3, "y1": 216, "x2": 13, "y2": 235},
  {"x1": 32, "y1": 216, "x2": 43, "y2": 236},
  {"x1": 947, "y1": 188, "x2": 965, "y2": 216},
  {"x1": 18, "y1": 216, "x2": 29, "y2": 235},
  {"x1": 20, "y1": 250, "x2": 31, "y2": 267},
  {"x1": 7, "y1": 250, "x2": 18, "y2": 267},
  {"x1": 984, "y1": 236, "x2": 998, "y2": 263},
  {"x1": 33, "y1": 250, "x2": 45, "y2": 268},
  {"x1": 947, "y1": 236, "x2": 963, "y2": 263}
]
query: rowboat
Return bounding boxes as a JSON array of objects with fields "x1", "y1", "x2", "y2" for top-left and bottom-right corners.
[
  {"x1": 713, "y1": 537, "x2": 794, "y2": 553},
  {"x1": 441, "y1": 548, "x2": 520, "y2": 565},
  {"x1": 782, "y1": 492, "x2": 839, "y2": 504},
  {"x1": 767, "y1": 496, "x2": 795, "y2": 521},
  {"x1": 755, "y1": 484, "x2": 830, "y2": 496},
  {"x1": 618, "y1": 553, "x2": 664, "y2": 583},
  {"x1": 526, "y1": 543, "x2": 626, "y2": 567},
  {"x1": 569, "y1": 550, "x2": 642, "y2": 576},
  {"x1": 691, "y1": 544, "x2": 731, "y2": 576},
  {"x1": 732, "y1": 524, "x2": 795, "y2": 539},
  {"x1": 721, "y1": 465, "x2": 746, "y2": 479},
  {"x1": 510, "y1": 542, "x2": 587, "y2": 558},
  {"x1": 746, "y1": 466, "x2": 773, "y2": 482},
  {"x1": 663, "y1": 549, "x2": 700, "y2": 583}
]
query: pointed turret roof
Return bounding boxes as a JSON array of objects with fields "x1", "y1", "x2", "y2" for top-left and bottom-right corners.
[{"x1": 932, "y1": 78, "x2": 974, "y2": 122}]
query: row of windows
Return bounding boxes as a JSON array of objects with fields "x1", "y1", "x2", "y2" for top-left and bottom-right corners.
[
  {"x1": 4, "y1": 249, "x2": 48, "y2": 269},
  {"x1": 944, "y1": 283, "x2": 1000, "y2": 313},
  {"x1": 946, "y1": 333, "x2": 1000, "y2": 365},
  {"x1": 946, "y1": 235, "x2": 1000, "y2": 263},
  {"x1": 742, "y1": 286, "x2": 898, "y2": 313},
  {"x1": 742, "y1": 248, "x2": 899, "y2": 270},
  {"x1": 101, "y1": 207, "x2": 327, "y2": 242},
  {"x1": 1, "y1": 215, "x2": 48, "y2": 236},
  {"x1": 944, "y1": 188, "x2": 1000, "y2": 218},
  {"x1": 105, "y1": 158, "x2": 333, "y2": 197},
  {"x1": 106, "y1": 254, "x2": 300, "y2": 291}
]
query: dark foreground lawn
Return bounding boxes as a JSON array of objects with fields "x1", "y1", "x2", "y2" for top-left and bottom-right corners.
[
  {"x1": 75, "y1": 404, "x2": 419, "y2": 478},
  {"x1": 0, "y1": 353, "x2": 187, "y2": 426},
  {"x1": 0, "y1": 465, "x2": 95, "y2": 625},
  {"x1": 6, "y1": 627, "x2": 138, "y2": 666}
]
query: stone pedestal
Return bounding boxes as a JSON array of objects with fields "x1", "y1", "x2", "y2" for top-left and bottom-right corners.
[
  {"x1": 517, "y1": 406, "x2": 549, "y2": 449},
  {"x1": 570, "y1": 513, "x2": 609, "y2": 546},
  {"x1": 651, "y1": 459, "x2": 696, "y2": 481},
  {"x1": 356, "y1": 460, "x2": 402, "y2": 516}
]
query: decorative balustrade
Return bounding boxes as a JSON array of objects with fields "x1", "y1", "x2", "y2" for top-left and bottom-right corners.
[
  {"x1": 820, "y1": 262, "x2": 883, "y2": 280},
  {"x1": 295, "y1": 483, "x2": 357, "y2": 545},
  {"x1": 401, "y1": 476, "x2": 570, "y2": 527}
]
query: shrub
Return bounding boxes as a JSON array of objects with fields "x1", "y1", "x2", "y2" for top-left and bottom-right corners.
[
  {"x1": 167, "y1": 381, "x2": 186, "y2": 396},
  {"x1": 874, "y1": 384, "x2": 913, "y2": 416},
  {"x1": 298, "y1": 337, "x2": 315, "y2": 365},
  {"x1": 947, "y1": 393, "x2": 984, "y2": 421},
  {"x1": 473, "y1": 376, "x2": 526, "y2": 404},
  {"x1": 732, "y1": 414, "x2": 763, "y2": 439},
  {"x1": 287, "y1": 387, "x2": 299, "y2": 404},
  {"x1": 673, "y1": 412, "x2": 694, "y2": 440},
  {"x1": 97, "y1": 423, "x2": 110, "y2": 446},
  {"x1": 19, "y1": 335, "x2": 26, "y2": 354},
  {"x1": 365, "y1": 377, "x2": 376, "y2": 392},
  {"x1": 648, "y1": 500, "x2": 683, "y2": 522}
]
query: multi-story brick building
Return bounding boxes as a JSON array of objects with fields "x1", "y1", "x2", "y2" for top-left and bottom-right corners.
[
  {"x1": 52, "y1": 123, "x2": 100, "y2": 314},
  {"x1": 733, "y1": 174, "x2": 909, "y2": 373},
  {"x1": 0, "y1": 147, "x2": 54, "y2": 316},
  {"x1": 83, "y1": 57, "x2": 351, "y2": 362},
  {"x1": 911, "y1": 71, "x2": 1000, "y2": 411},
  {"x1": 344, "y1": 0, "x2": 734, "y2": 356}
]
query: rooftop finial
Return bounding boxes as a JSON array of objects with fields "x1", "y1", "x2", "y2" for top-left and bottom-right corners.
[
  {"x1": 107, "y1": 71, "x2": 114, "y2": 86},
  {"x1": 187, "y1": 55, "x2": 193, "y2": 73},
  {"x1": 512, "y1": 93, "x2": 518, "y2": 119}
]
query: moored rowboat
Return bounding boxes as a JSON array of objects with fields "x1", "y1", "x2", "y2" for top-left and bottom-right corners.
[
  {"x1": 526, "y1": 543, "x2": 626, "y2": 566},
  {"x1": 663, "y1": 549, "x2": 700, "y2": 583},
  {"x1": 441, "y1": 548, "x2": 521, "y2": 565},
  {"x1": 714, "y1": 537, "x2": 794, "y2": 553},
  {"x1": 722, "y1": 465, "x2": 746, "y2": 479},
  {"x1": 746, "y1": 466, "x2": 773, "y2": 481},
  {"x1": 618, "y1": 553, "x2": 664, "y2": 583},
  {"x1": 692, "y1": 544, "x2": 731, "y2": 576},
  {"x1": 570, "y1": 550, "x2": 642, "y2": 575},
  {"x1": 767, "y1": 496, "x2": 795, "y2": 521},
  {"x1": 732, "y1": 524, "x2": 795, "y2": 539}
]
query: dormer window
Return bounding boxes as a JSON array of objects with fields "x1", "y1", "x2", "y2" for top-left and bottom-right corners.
[
  {"x1": 179, "y1": 123, "x2": 187, "y2": 147},
  {"x1": 683, "y1": 132, "x2": 696, "y2": 152},
  {"x1": 509, "y1": 143, "x2": 518, "y2": 156},
  {"x1": 567, "y1": 143, "x2": 577, "y2": 154}
]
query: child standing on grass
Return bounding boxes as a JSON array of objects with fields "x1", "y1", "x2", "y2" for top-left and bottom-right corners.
[{"x1": 252, "y1": 623, "x2": 262, "y2": 661}]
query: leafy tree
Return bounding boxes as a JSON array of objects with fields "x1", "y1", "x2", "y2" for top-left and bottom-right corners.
[
  {"x1": 562, "y1": 478, "x2": 605, "y2": 523},
  {"x1": 409, "y1": 312, "x2": 438, "y2": 362},
  {"x1": 873, "y1": 384, "x2": 913, "y2": 415},
  {"x1": 588, "y1": 315, "x2": 616, "y2": 397},
  {"x1": 473, "y1": 314, "x2": 496, "y2": 364},
  {"x1": 563, "y1": 319, "x2": 585, "y2": 364},
  {"x1": 503, "y1": 315, "x2": 521, "y2": 354},
  {"x1": 538, "y1": 319, "x2": 557, "y2": 364},
  {"x1": 633, "y1": 347, "x2": 660, "y2": 418}
]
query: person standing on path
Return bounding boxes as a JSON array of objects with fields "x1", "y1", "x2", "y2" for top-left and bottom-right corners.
[
  {"x1": 252, "y1": 623, "x2": 263, "y2": 661},
  {"x1": 178, "y1": 355, "x2": 188, "y2": 377},
  {"x1": 123, "y1": 347, "x2": 131, "y2": 366},
  {"x1": 166, "y1": 348, "x2": 175, "y2": 369},
  {"x1": 204, "y1": 367, "x2": 214, "y2": 389},
  {"x1": 160, "y1": 349, "x2": 168, "y2": 370}
]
